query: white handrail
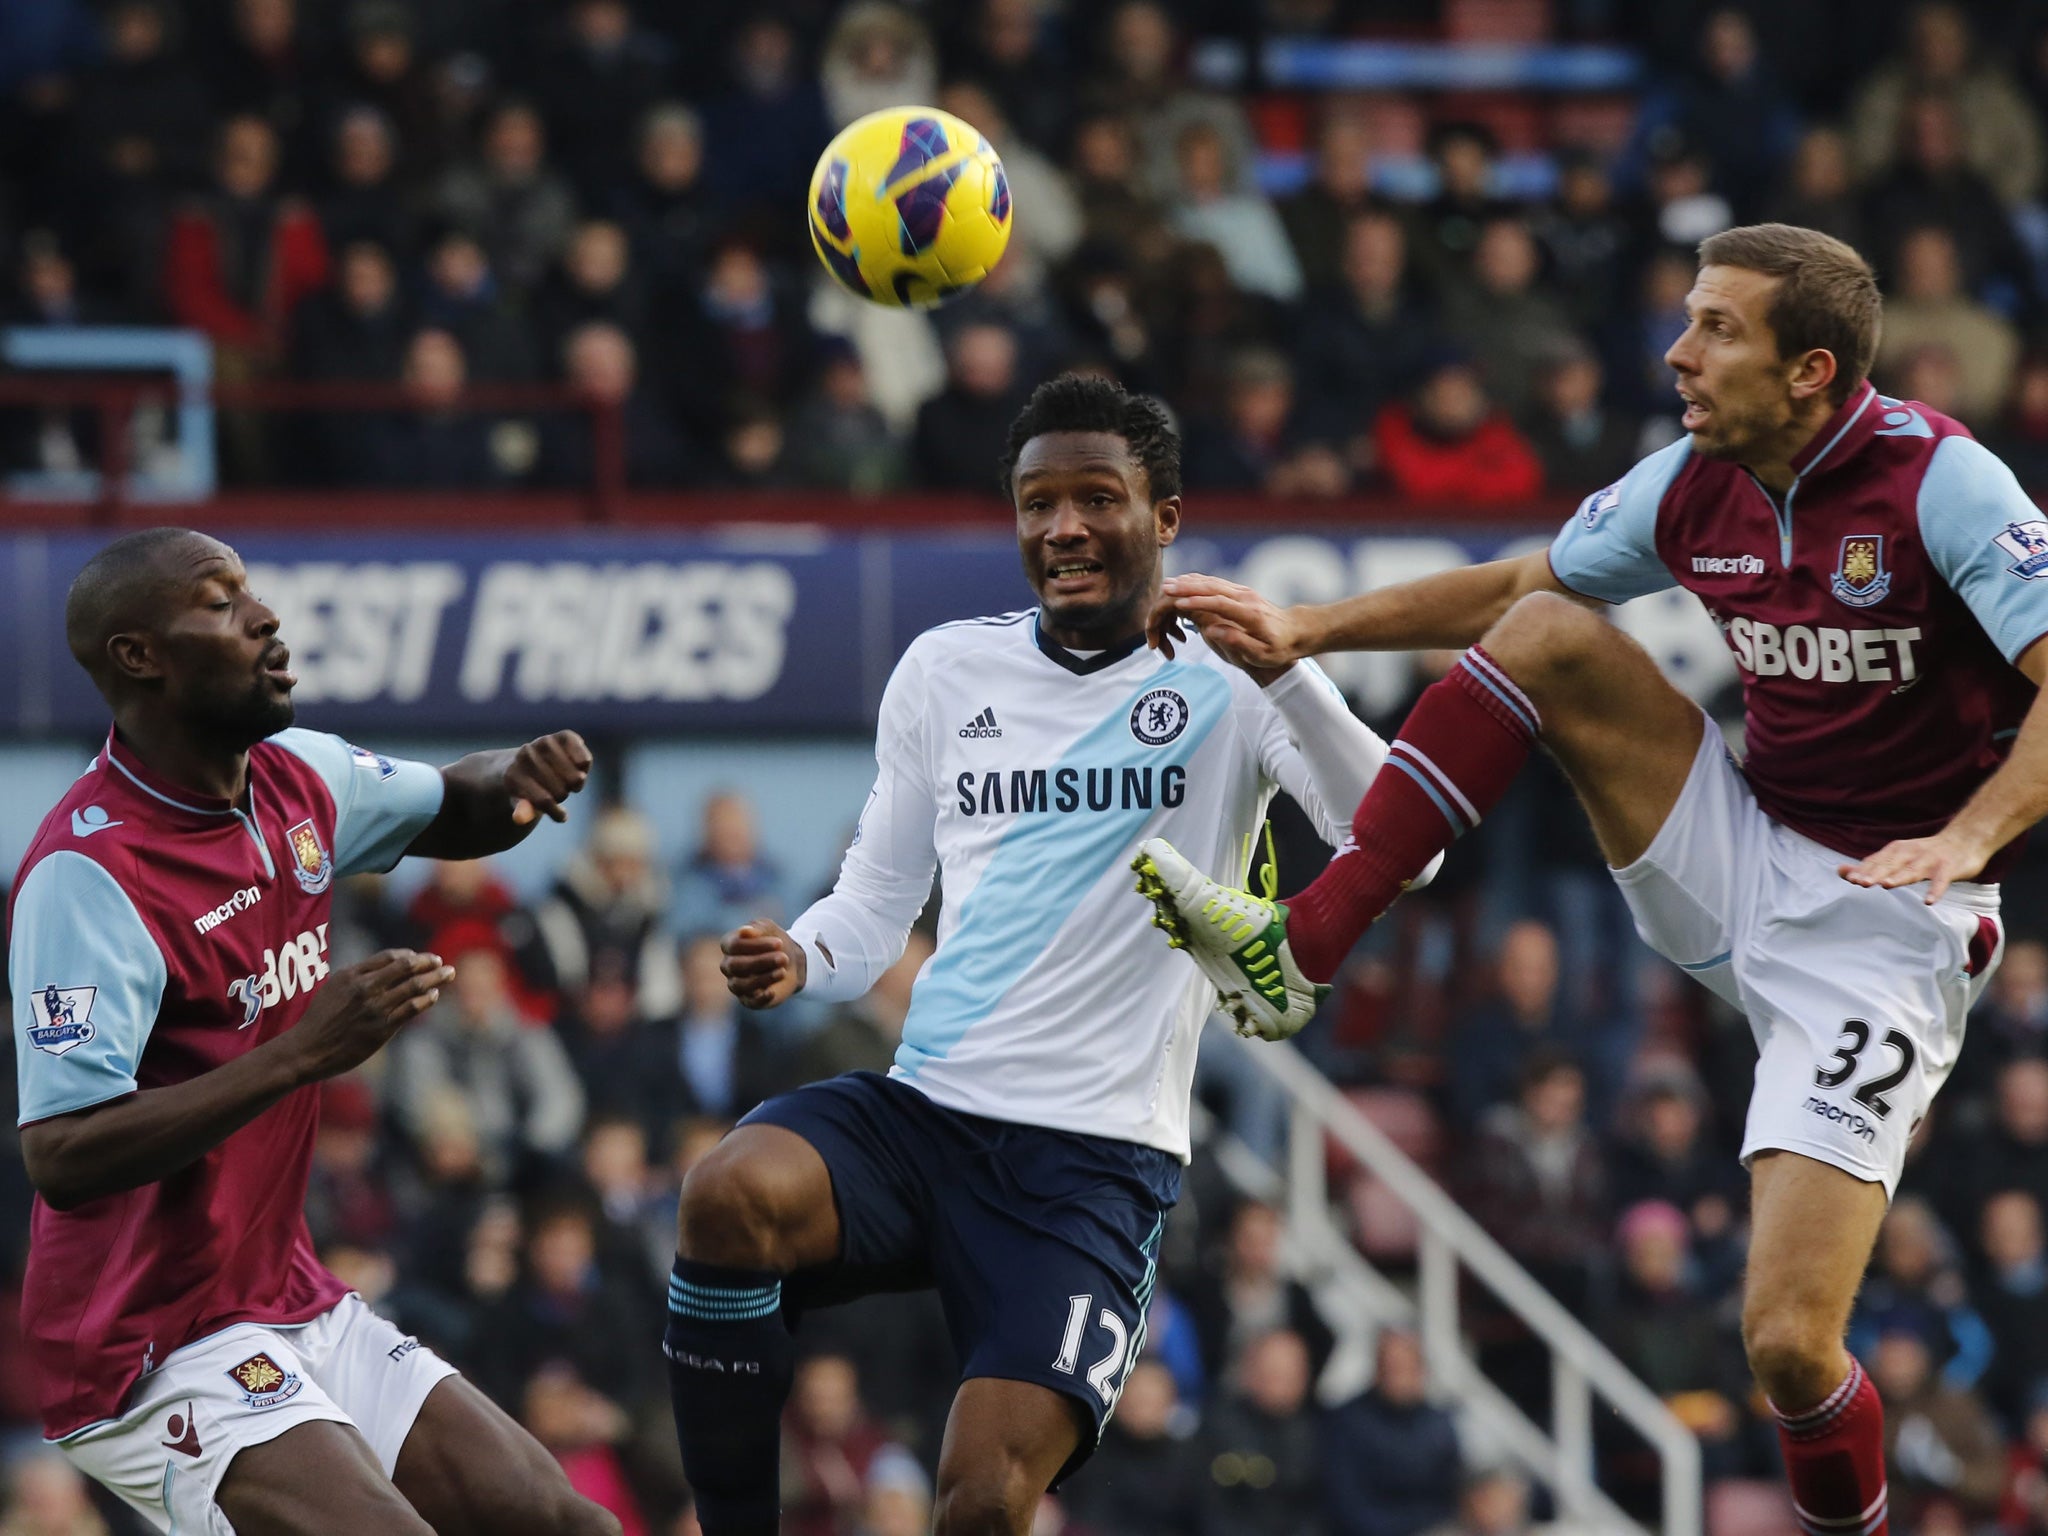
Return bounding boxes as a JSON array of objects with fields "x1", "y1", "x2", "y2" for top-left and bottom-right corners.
[{"x1": 1238, "y1": 1038, "x2": 1704, "y2": 1536}]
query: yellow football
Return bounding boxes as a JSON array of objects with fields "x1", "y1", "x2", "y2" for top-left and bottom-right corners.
[{"x1": 808, "y1": 105, "x2": 1013, "y2": 309}]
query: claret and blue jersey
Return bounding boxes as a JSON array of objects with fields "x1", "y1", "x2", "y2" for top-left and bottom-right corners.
[
  {"x1": 7, "y1": 727, "x2": 443, "y2": 1437},
  {"x1": 1549, "y1": 381, "x2": 2048, "y2": 874}
]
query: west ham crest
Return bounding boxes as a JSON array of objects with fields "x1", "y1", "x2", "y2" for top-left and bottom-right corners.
[
  {"x1": 225, "y1": 1352, "x2": 303, "y2": 1409},
  {"x1": 1830, "y1": 535, "x2": 1891, "y2": 608},
  {"x1": 285, "y1": 818, "x2": 333, "y2": 894}
]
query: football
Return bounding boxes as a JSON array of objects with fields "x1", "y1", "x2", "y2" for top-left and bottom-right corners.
[{"x1": 808, "y1": 106, "x2": 1012, "y2": 309}]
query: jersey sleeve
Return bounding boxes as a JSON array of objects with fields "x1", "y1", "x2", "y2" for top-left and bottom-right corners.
[
  {"x1": 787, "y1": 643, "x2": 940, "y2": 1003},
  {"x1": 1547, "y1": 437, "x2": 1690, "y2": 603},
  {"x1": 1918, "y1": 434, "x2": 2048, "y2": 664},
  {"x1": 267, "y1": 729, "x2": 447, "y2": 876},
  {"x1": 11, "y1": 851, "x2": 167, "y2": 1124}
]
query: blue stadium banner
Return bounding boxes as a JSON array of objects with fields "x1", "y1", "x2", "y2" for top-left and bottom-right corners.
[{"x1": 0, "y1": 528, "x2": 1732, "y2": 736}]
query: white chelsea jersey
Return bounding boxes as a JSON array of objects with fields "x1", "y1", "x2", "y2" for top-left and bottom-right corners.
[{"x1": 790, "y1": 610, "x2": 1403, "y2": 1160}]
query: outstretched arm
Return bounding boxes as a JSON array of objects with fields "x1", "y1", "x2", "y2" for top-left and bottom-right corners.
[
  {"x1": 405, "y1": 730, "x2": 593, "y2": 860},
  {"x1": 1150, "y1": 550, "x2": 1575, "y2": 669},
  {"x1": 1841, "y1": 639, "x2": 2048, "y2": 900}
]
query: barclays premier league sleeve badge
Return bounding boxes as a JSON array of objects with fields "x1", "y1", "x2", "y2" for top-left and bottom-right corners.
[
  {"x1": 27, "y1": 984, "x2": 97, "y2": 1056},
  {"x1": 1995, "y1": 520, "x2": 2048, "y2": 580}
]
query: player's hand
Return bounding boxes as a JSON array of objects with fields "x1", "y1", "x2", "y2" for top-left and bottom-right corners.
[
  {"x1": 722, "y1": 921, "x2": 807, "y2": 1009},
  {"x1": 1149, "y1": 574, "x2": 1306, "y2": 676},
  {"x1": 507, "y1": 731, "x2": 594, "y2": 825},
  {"x1": 283, "y1": 950, "x2": 455, "y2": 1083},
  {"x1": 1838, "y1": 831, "x2": 1991, "y2": 903}
]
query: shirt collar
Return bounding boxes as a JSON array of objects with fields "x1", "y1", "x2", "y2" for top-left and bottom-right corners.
[
  {"x1": 1032, "y1": 613, "x2": 1147, "y2": 676},
  {"x1": 102, "y1": 727, "x2": 240, "y2": 819},
  {"x1": 1787, "y1": 381, "x2": 1878, "y2": 480}
]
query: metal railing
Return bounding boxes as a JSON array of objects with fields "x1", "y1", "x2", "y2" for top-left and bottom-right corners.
[{"x1": 1210, "y1": 1033, "x2": 1702, "y2": 1536}]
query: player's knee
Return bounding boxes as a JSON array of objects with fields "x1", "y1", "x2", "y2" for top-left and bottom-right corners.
[
  {"x1": 1486, "y1": 591, "x2": 1607, "y2": 690},
  {"x1": 1741, "y1": 1305, "x2": 1842, "y2": 1405},
  {"x1": 677, "y1": 1143, "x2": 802, "y2": 1271},
  {"x1": 931, "y1": 1469, "x2": 1037, "y2": 1536}
]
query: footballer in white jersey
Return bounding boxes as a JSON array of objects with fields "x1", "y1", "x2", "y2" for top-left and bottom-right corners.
[{"x1": 661, "y1": 375, "x2": 1410, "y2": 1536}]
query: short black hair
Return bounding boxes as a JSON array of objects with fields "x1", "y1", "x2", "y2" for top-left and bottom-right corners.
[
  {"x1": 998, "y1": 373, "x2": 1181, "y2": 501},
  {"x1": 64, "y1": 526, "x2": 213, "y2": 684}
]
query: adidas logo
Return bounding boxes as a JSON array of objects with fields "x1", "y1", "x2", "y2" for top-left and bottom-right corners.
[{"x1": 959, "y1": 707, "x2": 1002, "y2": 739}]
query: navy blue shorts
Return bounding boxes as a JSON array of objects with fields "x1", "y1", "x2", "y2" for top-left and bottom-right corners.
[{"x1": 741, "y1": 1071, "x2": 1181, "y2": 1473}]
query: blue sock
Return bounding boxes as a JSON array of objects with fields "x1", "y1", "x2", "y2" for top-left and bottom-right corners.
[{"x1": 663, "y1": 1257, "x2": 793, "y2": 1535}]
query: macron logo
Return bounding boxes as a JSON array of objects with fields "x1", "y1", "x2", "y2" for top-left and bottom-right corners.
[
  {"x1": 1692, "y1": 554, "x2": 1766, "y2": 575},
  {"x1": 959, "y1": 707, "x2": 1002, "y2": 739},
  {"x1": 71, "y1": 805, "x2": 122, "y2": 838},
  {"x1": 194, "y1": 886, "x2": 263, "y2": 935}
]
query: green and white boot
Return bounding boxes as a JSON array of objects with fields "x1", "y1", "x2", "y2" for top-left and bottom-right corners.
[{"x1": 1131, "y1": 835, "x2": 1328, "y2": 1040}]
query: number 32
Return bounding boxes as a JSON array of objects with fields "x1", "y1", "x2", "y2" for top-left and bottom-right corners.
[{"x1": 1814, "y1": 1018, "x2": 1916, "y2": 1119}]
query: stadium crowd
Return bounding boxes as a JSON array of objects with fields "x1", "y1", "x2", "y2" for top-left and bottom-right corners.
[
  {"x1": 9, "y1": 0, "x2": 2048, "y2": 493},
  {"x1": 18, "y1": 0, "x2": 2048, "y2": 1532}
]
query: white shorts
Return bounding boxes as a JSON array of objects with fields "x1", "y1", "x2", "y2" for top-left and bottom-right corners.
[
  {"x1": 54, "y1": 1293, "x2": 457, "y2": 1535},
  {"x1": 1612, "y1": 719, "x2": 2003, "y2": 1196}
]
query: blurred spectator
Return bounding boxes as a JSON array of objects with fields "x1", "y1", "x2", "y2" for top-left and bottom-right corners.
[
  {"x1": 664, "y1": 240, "x2": 813, "y2": 441},
  {"x1": 935, "y1": 247, "x2": 1076, "y2": 395},
  {"x1": 1091, "y1": 0, "x2": 1257, "y2": 206},
  {"x1": 535, "y1": 0, "x2": 676, "y2": 207},
  {"x1": 672, "y1": 933, "x2": 785, "y2": 1120},
  {"x1": 1064, "y1": 1360, "x2": 1204, "y2": 1536},
  {"x1": 1184, "y1": 349, "x2": 1345, "y2": 497},
  {"x1": 716, "y1": 396, "x2": 797, "y2": 488},
  {"x1": 1188, "y1": 1198, "x2": 1335, "y2": 1388},
  {"x1": 418, "y1": 228, "x2": 537, "y2": 382},
  {"x1": 1876, "y1": 225, "x2": 2018, "y2": 424},
  {"x1": 1926, "y1": 1058, "x2": 2048, "y2": 1250},
  {"x1": 787, "y1": 341, "x2": 908, "y2": 493},
  {"x1": 361, "y1": 327, "x2": 512, "y2": 486},
  {"x1": 858, "y1": 1446, "x2": 933, "y2": 1536},
  {"x1": 1874, "y1": 1326, "x2": 2008, "y2": 1527},
  {"x1": 1631, "y1": 8, "x2": 1800, "y2": 218},
  {"x1": 1763, "y1": 126, "x2": 1868, "y2": 255},
  {"x1": 1607, "y1": 1069, "x2": 1741, "y2": 1243},
  {"x1": 1195, "y1": 1328, "x2": 1322, "y2": 1536},
  {"x1": 390, "y1": 944, "x2": 585, "y2": 1185},
  {"x1": 1463, "y1": 1052, "x2": 1608, "y2": 1314},
  {"x1": 319, "y1": 106, "x2": 420, "y2": 261},
  {"x1": 913, "y1": 321, "x2": 1027, "y2": 490},
  {"x1": 672, "y1": 790, "x2": 791, "y2": 938},
  {"x1": 1293, "y1": 209, "x2": 1437, "y2": 456},
  {"x1": 1322, "y1": 1329, "x2": 1462, "y2": 1536},
  {"x1": 563, "y1": 951, "x2": 681, "y2": 1146},
  {"x1": 1420, "y1": 1470, "x2": 1533, "y2": 1536},
  {"x1": 783, "y1": 1352, "x2": 899, "y2": 1536},
  {"x1": 951, "y1": 0, "x2": 1072, "y2": 157},
  {"x1": 321, "y1": 3, "x2": 441, "y2": 185},
  {"x1": 67, "y1": 0, "x2": 210, "y2": 199},
  {"x1": 581, "y1": 1113, "x2": 674, "y2": 1289},
  {"x1": 3, "y1": 231, "x2": 103, "y2": 327},
  {"x1": 536, "y1": 219, "x2": 649, "y2": 363},
  {"x1": 1851, "y1": 1197, "x2": 1993, "y2": 1391},
  {"x1": 1279, "y1": 109, "x2": 1378, "y2": 295},
  {"x1": 1894, "y1": 342, "x2": 1968, "y2": 419},
  {"x1": 939, "y1": 80, "x2": 1081, "y2": 270},
  {"x1": 543, "y1": 319, "x2": 698, "y2": 486},
  {"x1": 699, "y1": 17, "x2": 830, "y2": 231},
  {"x1": 1976, "y1": 1189, "x2": 2048, "y2": 1427},
  {"x1": 1851, "y1": 2, "x2": 2043, "y2": 208},
  {"x1": 305, "y1": 1077, "x2": 396, "y2": 1252},
  {"x1": 1374, "y1": 354, "x2": 1543, "y2": 509},
  {"x1": 434, "y1": 99, "x2": 578, "y2": 292},
  {"x1": 1625, "y1": 247, "x2": 1696, "y2": 424},
  {"x1": 1070, "y1": 112, "x2": 1173, "y2": 276},
  {"x1": 802, "y1": 929, "x2": 933, "y2": 1082},
  {"x1": 1642, "y1": 133, "x2": 1734, "y2": 249},
  {"x1": 521, "y1": 1364, "x2": 650, "y2": 1536},
  {"x1": 612, "y1": 103, "x2": 715, "y2": 296},
  {"x1": 1412, "y1": 123, "x2": 1513, "y2": 298},
  {"x1": 1600, "y1": 1201, "x2": 1747, "y2": 1480},
  {"x1": 821, "y1": 4, "x2": 938, "y2": 133},
  {"x1": 404, "y1": 858, "x2": 552, "y2": 1005},
  {"x1": 1532, "y1": 149, "x2": 1636, "y2": 333},
  {"x1": 1169, "y1": 121, "x2": 1304, "y2": 305},
  {"x1": 1522, "y1": 342, "x2": 1639, "y2": 494},
  {"x1": 164, "y1": 113, "x2": 329, "y2": 363},
  {"x1": 207, "y1": 0, "x2": 321, "y2": 172},
  {"x1": 535, "y1": 804, "x2": 681, "y2": 1018},
  {"x1": 1988, "y1": 360, "x2": 2048, "y2": 503},
  {"x1": 1862, "y1": 93, "x2": 2034, "y2": 313},
  {"x1": 0, "y1": 1448, "x2": 108, "y2": 1536},
  {"x1": 295, "y1": 239, "x2": 408, "y2": 382},
  {"x1": 2005, "y1": 1390, "x2": 2048, "y2": 1535},
  {"x1": 1440, "y1": 218, "x2": 1577, "y2": 418}
]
